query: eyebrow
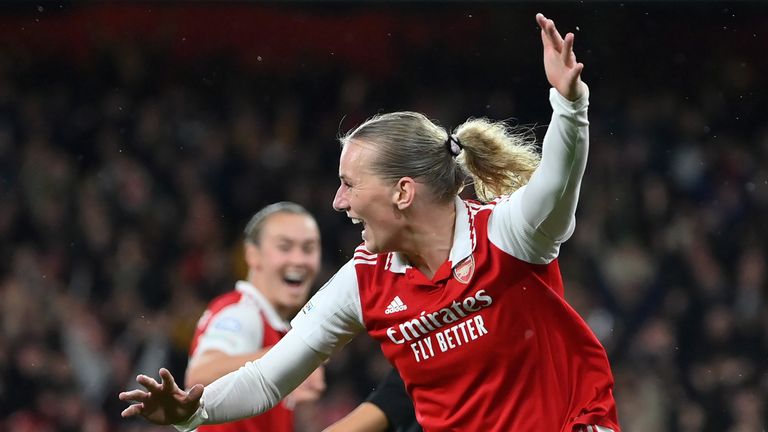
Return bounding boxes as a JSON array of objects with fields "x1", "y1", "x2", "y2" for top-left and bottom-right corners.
[{"x1": 274, "y1": 235, "x2": 319, "y2": 243}]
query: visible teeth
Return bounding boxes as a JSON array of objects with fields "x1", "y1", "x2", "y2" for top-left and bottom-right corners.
[
  {"x1": 284, "y1": 270, "x2": 305, "y2": 283},
  {"x1": 351, "y1": 218, "x2": 363, "y2": 225}
]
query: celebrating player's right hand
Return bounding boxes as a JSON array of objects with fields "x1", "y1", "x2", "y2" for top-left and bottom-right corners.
[{"x1": 119, "y1": 368, "x2": 203, "y2": 425}]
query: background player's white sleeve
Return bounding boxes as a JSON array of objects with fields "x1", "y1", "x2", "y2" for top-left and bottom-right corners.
[
  {"x1": 290, "y1": 259, "x2": 366, "y2": 355},
  {"x1": 488, "y1": 87, "x2": 589, "y2": 264},
  {"x1": 174, "y1": 331, "x2": 327, "y2": 431},
  {"x1": 193, "y1": 303, "x2": 264, "y2": 355}
]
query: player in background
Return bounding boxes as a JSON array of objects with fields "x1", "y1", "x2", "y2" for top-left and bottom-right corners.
[
  {"x1": 185, "y1": 202, "x2": 326, "y2": 432},
  {"x1": 120, "y1": 13, "x2": 620, "y2": 431}
]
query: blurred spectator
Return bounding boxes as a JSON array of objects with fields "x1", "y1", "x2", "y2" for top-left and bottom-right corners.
[{"x1": 1, "y1": 3, "x2": 767, "y2": 431}]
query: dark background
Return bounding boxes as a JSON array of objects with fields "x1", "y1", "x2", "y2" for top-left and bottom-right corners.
[{"x1": 0, "y1": 2, "x2": 766, "y2": 431}]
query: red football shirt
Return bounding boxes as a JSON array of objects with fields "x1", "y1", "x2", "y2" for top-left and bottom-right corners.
[
  {"x1": 353, "y1": 199, "x2": 618, "y2": 431},
  {"x1": 190, "y1": 282, "x2": 294, "y2": 432}
]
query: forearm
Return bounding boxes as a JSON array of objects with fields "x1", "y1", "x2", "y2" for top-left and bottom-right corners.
[
  {"x1": 175, "y1": 331, "x2": 328, "y2": 431},
  {"x1": 521, "y1": 86, "x2": 589, "y2": 239},
  {"x1": 323, "y1": 402, "x2": 390, "y2": 432},
  {"x1": 185, "y1": 349, "x2": 271, "y2": 387}
]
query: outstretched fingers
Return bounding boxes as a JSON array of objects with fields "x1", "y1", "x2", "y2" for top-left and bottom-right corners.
[
  {"x1": 121, "y1": 402, "x2": 146, "y2": 418},
  {"x1": 562, "y1": 33, "x2": 576, "y2": 65},
  {"x1": 185, "y1": 384, "x2": 204, "y2": 403},
  {"x1": 537, "y1": 13, "x2": 564, "y2": 52},
  {"x1": 159, "y1": 368, "x2": 178, "y2": 393},
  {"x1": 119, "y1": 389, "x2": 150, "y2": 402},
  {"x1": 568, "y1": 63, "x2": 585, "y2": 84},
  {"x1": 137, "y1": 374, "x2": 163, "y2": 392}
]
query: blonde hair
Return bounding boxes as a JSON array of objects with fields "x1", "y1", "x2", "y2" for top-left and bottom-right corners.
[{"x1": 341, "y1": 112, "x2": 540, "y2": 202}]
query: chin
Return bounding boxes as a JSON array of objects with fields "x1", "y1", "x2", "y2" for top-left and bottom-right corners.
[{"x1": 363, "y1": 241, "x2": 381, "y2": 254}]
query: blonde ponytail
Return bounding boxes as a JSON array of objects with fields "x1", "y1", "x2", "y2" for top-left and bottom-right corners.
[
  {"x1": 342, "y1": 112, "x2": 539, "y2": 203},
  {"x1": 454, "y1": 119, "x2": 540, "y2": 201}
]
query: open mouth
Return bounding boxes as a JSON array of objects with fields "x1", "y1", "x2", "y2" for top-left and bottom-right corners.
[{"x1": 282, "y1": 271, "x2": 305, "y2": 287}]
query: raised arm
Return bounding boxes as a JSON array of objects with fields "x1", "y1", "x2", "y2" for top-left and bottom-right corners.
[
  {"x1": 487, "y1": 13, "x2": 590, "y2": 263},
  {"x1": 520, "y1": 13, "x2": 589, "y2": 241}
]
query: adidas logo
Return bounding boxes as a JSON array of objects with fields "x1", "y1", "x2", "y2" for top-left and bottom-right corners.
[{"x1": 384, "y1": 296, "x2": 408, "y2": 314}]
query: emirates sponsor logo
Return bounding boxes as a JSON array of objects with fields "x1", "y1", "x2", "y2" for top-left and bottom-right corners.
[
  {"x1": 384, "y1": 296, "x2": 408, "y2": 314},
  {"x1": 452, "y1": 255, "x2": 475, "y2": 284},
  {"x1": 386, "y1": 289, "x2": 493, "y2": 344}
]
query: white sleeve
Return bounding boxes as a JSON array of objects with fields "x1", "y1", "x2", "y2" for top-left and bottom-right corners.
[
  {"x1": 174, "y1": 331, "x2": 327, "y2": 431},
  {"x1": 193, "y1": 304, "x2": 264, "y2": 356},
  {"x1": 174, "y1": 261, "x2": 366, "y2": 431},
  {"x1": 290, "y1": 259, "x2": 366, "y2": 355},
  {"x1": 488, "y1": 87, "x2": 589, "y2": 264}
]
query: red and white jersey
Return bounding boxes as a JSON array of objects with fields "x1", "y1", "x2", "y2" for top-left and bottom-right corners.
[
  {"x1": 181, "y1": 88, "x2": 619, "y2": 432},
  {"x1": 291, "y1": 89, "x2": 619, "y2": 431},
  {"x1": 293, "y1": 196, "x2": 618, "y2": 431},
  {"x1": 190, "y1": 281, "x2": 294, "y2": 432}
]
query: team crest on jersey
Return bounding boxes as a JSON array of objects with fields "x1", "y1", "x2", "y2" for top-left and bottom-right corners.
[{"x1": 452, "y1": 255, "x2": 475, "y2": 284}]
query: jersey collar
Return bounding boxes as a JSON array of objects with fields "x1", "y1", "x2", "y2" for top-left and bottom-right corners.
[
  {"x1": 235, "y1": 280, "x2": 290, "y2": 332},
  {"x1": 386, "y1": 196, "x2": 476, "y2": 274}
]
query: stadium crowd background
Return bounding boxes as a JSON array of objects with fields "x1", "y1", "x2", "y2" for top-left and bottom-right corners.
[{"x1": 0, "y1": 3, "x2": 766, "y2": 431}]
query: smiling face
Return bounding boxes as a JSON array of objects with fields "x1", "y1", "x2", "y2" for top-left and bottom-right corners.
[
  {"x1": 333, "y1": 140, "x2": 404, "y2": 253},
  {"x1": 245, "y1": 212, "x2": 321, "y2": 319}
]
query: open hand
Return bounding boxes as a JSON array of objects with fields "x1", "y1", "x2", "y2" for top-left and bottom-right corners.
[
  {"x1": 536, "y1": 13, "x2": 587, "y2": 101},
  {"x1": 119, "y1": 368, "x2": 204, "y2": 425}
]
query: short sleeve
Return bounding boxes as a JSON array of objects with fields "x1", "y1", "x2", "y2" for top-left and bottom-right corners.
[{"x1": 194, "y1": 304, "x2": 265, "y2": 356}]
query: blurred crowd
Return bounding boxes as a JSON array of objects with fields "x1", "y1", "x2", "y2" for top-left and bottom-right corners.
[{"x1": 0, "y1": 4, "x2": 766, "y2": 432}]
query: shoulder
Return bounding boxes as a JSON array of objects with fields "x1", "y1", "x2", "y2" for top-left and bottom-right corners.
[
  {"x1": 201, "y1": 289, "x2": 264, "y2": 331},
  {"x1": 205, "y1": 290, "x2": 246, "y2": 314},
  {"x1": 352, "y1": 244, "x2": 380, "y2": 266},
  {"x1": 462, "y1": 196, "x2": 503, "y2": 233}
]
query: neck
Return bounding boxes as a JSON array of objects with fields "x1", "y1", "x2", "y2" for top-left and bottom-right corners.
[
  {"x1": 247, "y1": 273, "x2": 292, "y2": 321},
  {"x1": 400, "y1": 198, "x2": 456, "y2": 279}
]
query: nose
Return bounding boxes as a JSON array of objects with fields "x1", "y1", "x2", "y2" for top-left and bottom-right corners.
[
  {"x1": 290, "y1": 248, "x2": 310, "y2": 265},
  {"x1": 332, "y1": 185, "x2": 348, "y2": 212}
]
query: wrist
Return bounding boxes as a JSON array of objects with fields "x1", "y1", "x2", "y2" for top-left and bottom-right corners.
[
  {"x1": 565, "y1": 81, "x2": 587, "y2": 102},
  {"x1": 173, "y1": 402, "x2": 208, "y2": 432}
]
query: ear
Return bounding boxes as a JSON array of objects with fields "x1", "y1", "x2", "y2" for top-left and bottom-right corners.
[
  {"x1": 244, "y1": 242, "x2": 261, "y2": 269},
  {"x1": 392, "y1": 177, "x2": 416, "y2": 210}
]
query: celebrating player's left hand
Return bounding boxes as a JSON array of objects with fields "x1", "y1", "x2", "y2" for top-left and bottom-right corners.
[
  {"x1": 536, "y1": 13, "x2": 586, "y2": 101},
  {"x1": 119, "y1": 368, "x2": 203, "y2": 425}
]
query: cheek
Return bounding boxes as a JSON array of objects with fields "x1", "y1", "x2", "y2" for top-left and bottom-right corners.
[{"x1": 265, "y1": 254, "x2": 288, "y2": 270}]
